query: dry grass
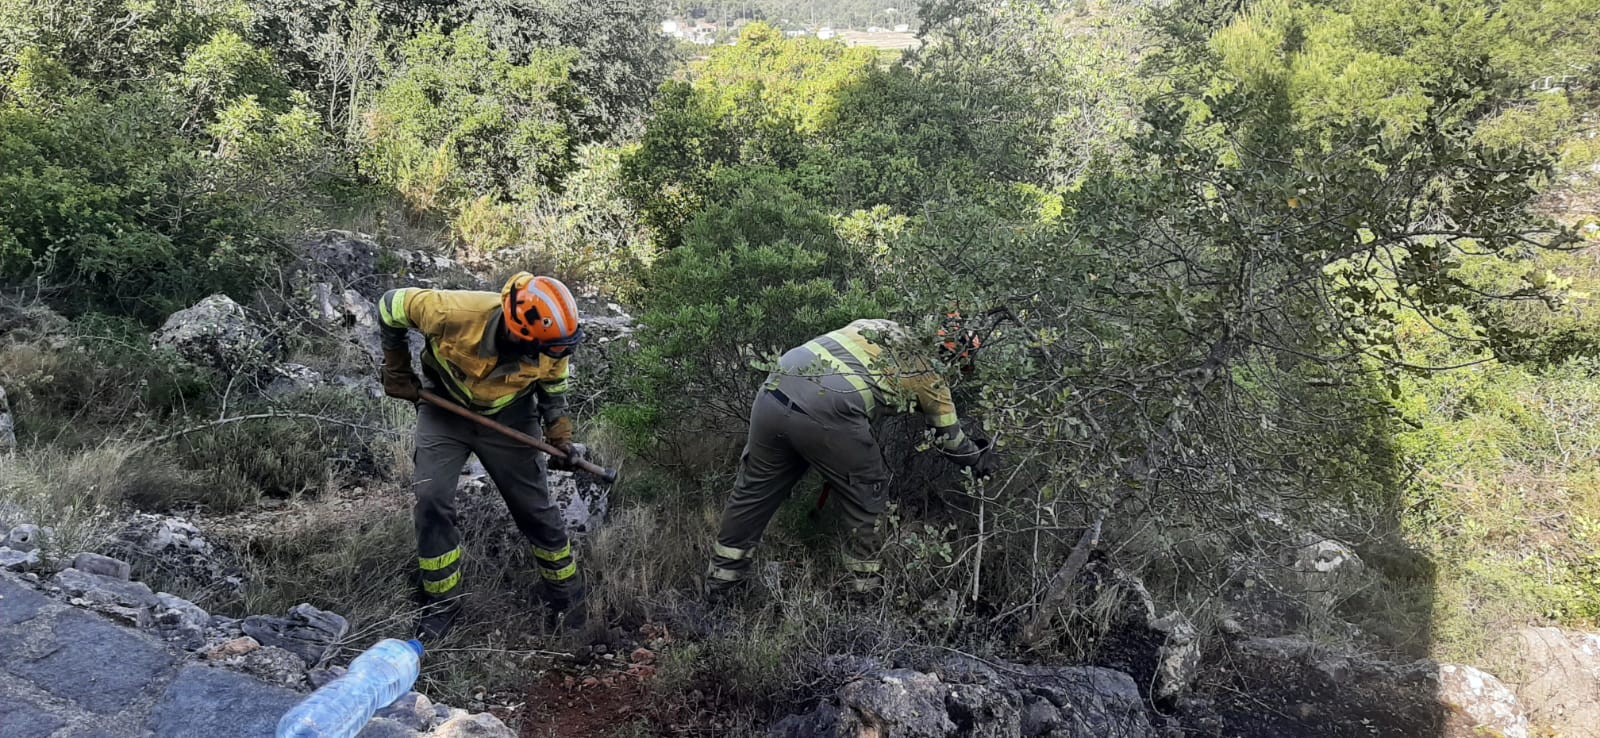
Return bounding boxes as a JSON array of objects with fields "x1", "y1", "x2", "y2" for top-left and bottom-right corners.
[{"x1": 0, "y1": 444, "x2": 136, "y2": 557}]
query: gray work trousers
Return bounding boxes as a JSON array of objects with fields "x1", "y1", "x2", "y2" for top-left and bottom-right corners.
[
  {"x1": 412, "y1": 397, "x2": 577, "y2": 600},
  {"x1": 707, "y1": 388, "x2": 890, "y2": 591}
]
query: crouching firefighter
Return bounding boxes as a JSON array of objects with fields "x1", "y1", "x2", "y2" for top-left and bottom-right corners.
[
  {"x1": 379, "y1": 273, "x2": 587, "y2": 640},
  {"x1": 705, "y1": 317, "x2": 1000, "y2": 598}
]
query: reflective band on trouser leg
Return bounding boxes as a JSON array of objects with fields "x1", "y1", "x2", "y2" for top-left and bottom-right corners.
[
  {"x1": 848, "y1": 576, "x2": 881, "y2": 593},
  {"x1": 419, "y1": 545, "x2": 463, "y2": 596},
  {"x1": 534, "y1": 544, "x2": 577, "y2": 582},
  {"x1": 541, "y1": 561, "x2": 578, "y2": 582},
  {"x1": 844, "y1": 553, "x2": 883, "y2": 593},
  {"x1": 533, "y1": 542, "x2": 572, "y2": 563},
  {"x1": 935, "y1": 426, "x2": 967, "y2": 451},
  {"x1": 843, "y1": 556, "x2": 882, "y2": 575},
  {"x1": 713, "y1": 543, "x2": 750, "y2": 561},
  {"x1": 707, "y1": 565, "x2": 744, "y2": 582},
  {"x1": 422, "y1": 570, "x2": 462, "y2": 596},
  {"x1": 419, "y1": 546, "x2": 462, "y2": 572}
]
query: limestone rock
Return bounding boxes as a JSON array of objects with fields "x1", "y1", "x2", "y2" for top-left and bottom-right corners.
[
  {"x1": 460, "y1": 454, "x2": 609, "y2": 538},
  {"x1": 308, "y1": 664, "x2": 348, "y2": 689},
  {"x1": 0, "y1": 573, "x2": 50, "y2": 625},
  {"x1": 0, "y1": 545, "x2": 41, "y2": 572},
  {"x1": 0, "y1": 300, "x2": 67, "y2": 341},
  {"x1": 548, "y1": 450, "x2": 609, "y2": 536},
  {"x1": 1490, "y1": 627, "x2": 1600, "y2": 738},
  {"x1": 71, "y1": 552, "x2": 131, "y2": 580},
  {"x1": 360, "y1": 717, "x2": 427, "y2": 738},
  {"x1": 0, "y1": 694, "x2": 64, "y2": 738},
  {"x1": 152, "y1": 592, "x2": 211, "y2": 650},
  {"x1": 1195, "y1": 635, "x2": 1533, "y2": 738},
  {"x1": 241, "y1": 603, "x2": 350, "y2": 667},
  {"x1": 151, "y1": 294, "x2": 276, "y2": 373},
  {"x1": 235, "y1": 644, "x2": 309, "y2": 689},
  {"x1": 111, "y1": 514, "x2": 244, "y2": 596},
  {"x1": 266, "y1": 362, "x2": 324, "y2": 399},
  {"x1": 53, "y1": 567, "x2": 158, "y2": 626},
  {"x1": 425, "y1": 712, "x2": 517, "y2": 738},
  {"x1": 377, "y1": 692, "x2": 437, "y2": 731},
  {"x1": 146, "y1": 664, "x2": 300, "y2": 738},
  {"x1": 771, "y1": 659, "x2": 1155, "y2": 738},
  {"x1": 206, "y1": 635, "x2": 262, "y2": 660},
  {"x1": 1151, "y1": 612, "x2": 1201, "y2": 703},
  {"x1": 4, "y1": 609, "x2": 179, "y2": 715},
  {"x1": 1434, "y1": 663, "x2": 1528, "y2": 738},
  {"x1": 1291, "y1": 536, "x2": 1364, "y2": 611},
  {"x1": 300, "y1": 230, "x2": 480, "y2": 300},
  {"x1": 308, "y1": 282, "x2": 384, "y2": 362},
  {"x1": 4, "y1": 523, "x2": 43, "y2": 552}
]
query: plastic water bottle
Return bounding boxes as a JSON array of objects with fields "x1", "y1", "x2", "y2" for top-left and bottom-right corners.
[{"x1": 276, "y1": 638, "x2": 424, "y2": 738}]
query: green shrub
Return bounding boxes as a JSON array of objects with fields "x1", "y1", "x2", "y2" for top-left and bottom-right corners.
[
  {"x1": 359, "y1": 25, "x2": 582, "y2": 216},
  {"x1": 0, "y1": 314, "x2": 213, "y2": 446},
  {"x1": 608, "y1": 167, "x2": 886, "y2": 451}
]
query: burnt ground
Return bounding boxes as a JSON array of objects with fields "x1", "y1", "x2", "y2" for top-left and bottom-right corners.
[{"x1": 1183, "y1": 643, "x2": 1463, "y2": 738}]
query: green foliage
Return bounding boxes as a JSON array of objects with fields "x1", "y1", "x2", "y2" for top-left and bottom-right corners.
[
  {"x1": 0, "y1": 93, "x2": 289, "y2": 320},
  {"x1": 0, "y1": 311, "x2": 211, "y2": 450},
  {"x1": 615, "y1": 0, "x2": 1600, "y2": 662},
  {"x1": 0, "y1": 0, "x2": 248, "y2": 90},
  {"x1": 679, "y1": 0, "x2": 916, "y2": 29},
  {"x1": 444, "y1": 0, "x2": 676, "y2": 139},
  {"x1": 174, "y1": 28, "x2": 290, "y2": 119},
  {"x1": 360, "y1": 25, "x2": 582, "y2": 213},
  {"x1": 622, "y1": 24, "x2": 880, "y2": 245},
  {"x1": 0, "y1": 1, "x2": 350, "y2": 322},
  {"x1": 610, "y1": 167, "x2": 887, "y2": 444}
]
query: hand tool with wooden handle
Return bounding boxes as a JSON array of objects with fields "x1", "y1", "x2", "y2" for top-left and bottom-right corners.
[{"x1": 417, "y1": 390, "x2": 619, "y2": 484}]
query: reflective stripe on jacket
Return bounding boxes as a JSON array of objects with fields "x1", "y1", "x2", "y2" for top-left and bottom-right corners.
[
  {"x1": 777, "y1": 319, "x2": 973, "y2": 454},
  {"x1": 379, "y1": 288, "x2": 571, "y2": 417}
]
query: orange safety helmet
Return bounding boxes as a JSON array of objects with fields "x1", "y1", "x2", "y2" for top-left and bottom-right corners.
[
  {"x1": 937, "y1": 311, "x2": 982, "y2": 370},
  {"x1": 501, "y1": 272, "x2": 584, "y2": 355}
]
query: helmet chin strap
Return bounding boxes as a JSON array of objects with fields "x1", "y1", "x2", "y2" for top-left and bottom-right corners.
[{"x1": 496, "y1": 324, "x2": 536, "y2": 357}]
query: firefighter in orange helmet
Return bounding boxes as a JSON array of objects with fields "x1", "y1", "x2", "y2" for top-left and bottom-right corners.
[{"x1": 378, "y1": 273, "x2": 587, "y2": 639}]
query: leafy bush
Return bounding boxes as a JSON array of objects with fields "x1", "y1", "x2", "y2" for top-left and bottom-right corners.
[
  {"x1": 359, "y1": 25, "x2": 582, "y2": 215},
  {"x1": 0, "y1": 313, "x2": 212, "y2": 446},
  {"x1": 608, "y1": 167, "x2": 886, "y2": 448}
]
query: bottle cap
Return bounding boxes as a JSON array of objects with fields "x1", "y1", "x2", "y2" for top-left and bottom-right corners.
[{"x1": 406, "y1": 639, "x2": 424, "y2": 657}]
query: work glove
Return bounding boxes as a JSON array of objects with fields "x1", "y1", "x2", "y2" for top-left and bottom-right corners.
[
  {"x1": 382, "y1": 348, "x2": 421, "y2": 402},
  {"x1": 544, "y1": 416, "x2": 577, "y2": 470},
  {"x1": 549, "y1": 443, "x2": 586, "y2": 473},
  {"x1": 968, "y1": 437, "x2": 1000, "y2": 479}
]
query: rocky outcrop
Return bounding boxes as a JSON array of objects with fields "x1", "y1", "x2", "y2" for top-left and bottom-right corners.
[
  {"x1": 0, "y1": 523, "x2": 45, "y2": 572},
  {"x1": 1489, "y1": 627, "x2": 1600, "y2": 737},
  {"x1": 1, "y1": 565, "x2": 515, "y2": 738},
  {"x1": 241, "y1": 603, "x2": 350, "y2": 668},
  {"x1": 151, "y1": 294, "x2": 278, "y2": 374},
  {"x1": 266, "y1": 362, "x2": 324, "y2": 399},
  {"x1": 110, "y1": 513, "x2": 246, "y2": 596},
  {"x1": 770, "y1": 656, "x2": 1158, "y2": 738},
  {"x1": 300, "y1": 230, "x2": 483, "y2": 302},
  {"x1": 0, "y1": 299, "x2": 68, "y2": 341}
]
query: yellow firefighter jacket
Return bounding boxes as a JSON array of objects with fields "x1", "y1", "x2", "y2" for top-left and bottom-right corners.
[
  {"x1": 777, "y1": 319, "x2": 977, "y2": 457},
  {"x1": 378, "y1": 288, "x2": 571, "y2": 418}
]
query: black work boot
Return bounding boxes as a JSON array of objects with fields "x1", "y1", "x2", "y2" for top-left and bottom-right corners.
[
  {"x1": 541, "y1": 581, "x2": 588, "y2": 631},
  {"x1": 414, "y1": 596, "x2": 463, "y2": 643}
]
